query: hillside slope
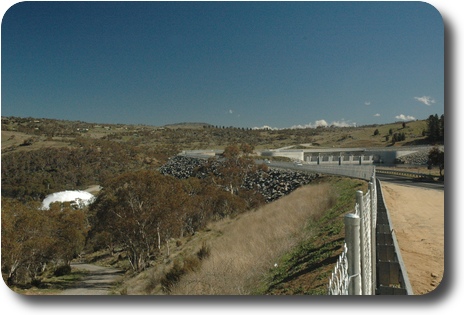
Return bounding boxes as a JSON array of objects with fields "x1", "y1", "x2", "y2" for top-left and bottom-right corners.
[
  {"x1": 108, "y1": 176, "x2": 366, "y2": 295},
  {"x1": 2, "y1": 116, "x2": 434, "y2": 155}
]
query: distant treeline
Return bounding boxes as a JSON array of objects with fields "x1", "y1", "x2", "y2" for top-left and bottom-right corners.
[{"x1": 425, "y1": 114, "x2": 444, "y2": 143}]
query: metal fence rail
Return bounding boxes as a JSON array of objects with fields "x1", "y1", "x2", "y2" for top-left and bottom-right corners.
[
  {"x1": 375, "y1": 168, "x2": 435, "y2": 180},
  {"x1": 327, "y1": 169, "x2": 413, "y2": 295},
  {"x1": 328, "y1": 173, "x2": 377, "y2": 295},
  {"x1": 269, "y1": 162, "x2": 375, "y2": 181},
  {"x1": 328, "y1": 244, "x2": 349, "y2": 295},
  {"x1": 375, "y1": 179, "x2": 414, "y2": 295}
]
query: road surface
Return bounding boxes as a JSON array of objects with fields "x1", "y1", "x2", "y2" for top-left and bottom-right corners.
[
  {"x1": 58, "y1": 263, "x2": 123, "y2": 295},
  {"x1": 376, "y1": 173, "x2": 444, "y2": 191}
]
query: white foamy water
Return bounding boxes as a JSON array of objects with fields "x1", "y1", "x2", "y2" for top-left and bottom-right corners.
[{"x1": 41, "y1": 190, "x2": 96, "y2": 210}]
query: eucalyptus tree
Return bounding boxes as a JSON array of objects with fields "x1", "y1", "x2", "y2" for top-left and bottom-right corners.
[
  {"x1": 428, "y1": 147, "x2": 445, "y2": 177},
  {"x1": 1, "y1": 198, "x2": 88, "y2": 286},
  {"x1": 90, "y1": 170, "x2": 188, "y2": 272},
  {"x1": 219, "y1": 144, "x2": 257, "y2": 195}
]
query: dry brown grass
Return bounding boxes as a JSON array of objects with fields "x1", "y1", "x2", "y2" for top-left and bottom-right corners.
[
  {"x1": 2, "y1": 117, "x2": 431, "y2": 156},
  {"x1": 1, "y1": 130, "x2": 72, "y2": 153},
  {"x1": 169, "y1": 182, "x2": 335, "y2": 295}
]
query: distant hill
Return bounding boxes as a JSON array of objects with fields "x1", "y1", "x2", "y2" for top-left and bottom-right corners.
[
  {"x1": 2, "y1": 115, "x2": 441, "y2": 153},
  {"x1": 163, "y1": 122, "x2": 213, "y2": 129}
]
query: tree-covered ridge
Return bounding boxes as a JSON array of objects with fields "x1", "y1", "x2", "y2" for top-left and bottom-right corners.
[{"x1": 1, "y1": 137, "x2": 178, "y2": 201}]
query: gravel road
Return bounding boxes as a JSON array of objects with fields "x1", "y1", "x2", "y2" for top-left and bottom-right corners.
[
  {"x1": 58, "y1": 263, "x2": 123, "y2": 295},
  {"x1": 381, "y1": 182, "x2": 444, "y2": 294}
]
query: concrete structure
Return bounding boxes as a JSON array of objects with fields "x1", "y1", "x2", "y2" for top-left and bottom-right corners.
[
  {"x1": 260, "y1": 147, "x2": 423, "y2": 165},
  {"x1": 261, "y1": 148, "x2": 374, "y2": 164},
  {"x1": 182, "y1": 146, "x2": 430, "y2": 166}
]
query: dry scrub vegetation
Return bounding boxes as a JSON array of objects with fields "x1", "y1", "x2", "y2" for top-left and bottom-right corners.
[
  {"x1": 2, "y1": 116, "x2": 431, "y2": 155},
  {"x1": 120, "y1": 181, "x2": 339, "y2": 295}
]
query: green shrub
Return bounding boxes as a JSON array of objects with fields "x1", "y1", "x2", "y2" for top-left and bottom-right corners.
[
  {"x1": 161, "y1": 261, "x2": 185, "y2": 293},
  {"x1": 197, "y1": 242, "x2": 211, "y2": 260},
  {"x1": 54, "y1": 264, "x2": 72, "y2": 277}
]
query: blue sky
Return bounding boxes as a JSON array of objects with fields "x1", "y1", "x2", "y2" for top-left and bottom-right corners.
[{"x1": 1, "y1": 1, "x2": 444, "y2": 129}]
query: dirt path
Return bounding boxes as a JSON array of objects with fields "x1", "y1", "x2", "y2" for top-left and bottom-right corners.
[
  {"x1": 58, "y1": 263, "x2": 123, "y2": 295},
  {"x1": 380, "y1": 182, "x2": 444, "y2": 295}
]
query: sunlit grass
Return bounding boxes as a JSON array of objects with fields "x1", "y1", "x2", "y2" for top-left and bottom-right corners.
[{"x1": 169, "y1": 180, "x2": 338, "y2": 295}]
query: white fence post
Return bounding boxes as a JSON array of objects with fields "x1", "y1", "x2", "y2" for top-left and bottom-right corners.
[
  {"x1": 327, "y1": 168, "x2": 377, "y2": 295},
  {"x1": 369, "y1": 179, "x2": 377, "y2": 294},
  {"x1": 356, "y1": 190, "x2": 368, "y2": 295},
  {"x1": 344, "y1": 213, "x2": 361, "y2": 295}
]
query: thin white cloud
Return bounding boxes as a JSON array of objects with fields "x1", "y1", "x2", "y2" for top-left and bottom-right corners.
[
  {"x1": 365, "y1": 101, "x2": 371, "y2": 106},
  {"x1": 314, "y1": 119, "x2": 329, "y2": 127},
  {"x1": 374, "y1": 113, "x2": 380, "y2": 117},
  {"x1": 228, "y1": 109, "x2": 233, "y2": 114},
  {"x1": 414, "y1": 96, "x2": 435, "y2": 106},
  {"x1": 290, "y1": 119, "x2": 328, "y2": 129},
  {"x1": 330, "y1": 120, "x2": 355, "y2": 128},
  {"x1": 395, "y1": 114, "x2": 416, "y2": 121},
  {"x1": 252, "y1": 125, "x2": 279, "y2": 130},
  {"x1": 253, "y1": 119, "x2": 356, "y2": 130}
]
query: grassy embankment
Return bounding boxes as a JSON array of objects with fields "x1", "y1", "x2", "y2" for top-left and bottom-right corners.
[
  {"x1": 257, "y1": 176, "x2": 367, "y2": 295},
  {"x1": 113, "y1": 175, "x2": 367, "y2": 295}
]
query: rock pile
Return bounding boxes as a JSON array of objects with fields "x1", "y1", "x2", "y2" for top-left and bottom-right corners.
[
  {"x1": 159, "y1": 155, "x2": 205, "y2": 179},
  {"x1": 243, "y1": 168, "x2": 318, "y2": 202},
  {"x1": 159, "y1": 155, "x2": 318, "y2": 202},
  {"x1": 395, "y1": 150, "x2": 430, "y2": 165}
]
